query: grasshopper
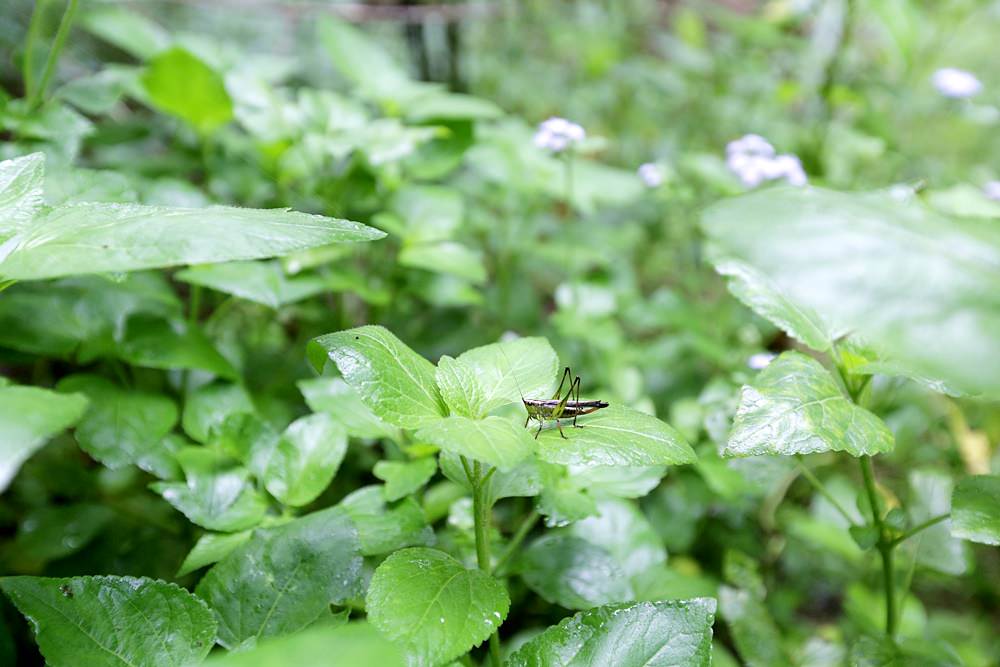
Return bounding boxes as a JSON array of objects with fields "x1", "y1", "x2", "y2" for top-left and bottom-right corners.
[{"x1": 522, "y1": 367, "x2": 609, "y2": 439}]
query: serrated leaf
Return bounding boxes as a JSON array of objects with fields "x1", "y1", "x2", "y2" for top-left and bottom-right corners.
[
  {"x1": 308, "y1": 326, "x2": 446, "y2": 429},
  {"x1": 0, "y1": 202, "x2": 383, "y2": 281},
  {"x1": 56, "y1": 374, "x2": 178, "y2": 478},
  {"x1": 435, "y1": 355, "x2": 486, "y2": 418},
  {"x1": 177, "y1": 260, "x2": 330, "y2": 309},
  {"x1": 518, "y1": 534, "x2": 633, "y2": 609},
  {"x1": 298, "y1": 377, "x2": 399, "y2": 440},
  {"x1": 950, "y1": 475, "x2": 1000, "y2": 546},
  {"x1": 0, "y1": 384, "x2": 88, "y2": 492},
  {"x1": 177, "y1": 530, "x2": 252, "y2": 577},
  {"x1": 255, "y1": 413, "x2": 347, "y2": 506},
  {"x1": 538, "y1": 404, "x2": 695, "y2": 467},
  {"x1": 373, "y1": 458, "x2": 438, "y2": 501},
  {"x1": 0, "y1": 575, "x2": 216, "y2": 667},
  {"x1": 338, "y1": 486, "x2": 434, "y2": 556},
  {"x1": 507, "y1": 599, "x2": 716, "y2": 667},
  {"x1": 702, "y1": 186, "x2": 1000, "y2": 397},
  {"x1": 0, "y1": 153, "x2": 45, "y2": 240},
  {"x1": 365, "y1": 547, "x2": 509, "y2": 666},
  {"x1": 196, "y1": 507, "x2": 363, "y2": 650},
  {"x1": 417, "y1": 415, "x2": 536, "y2": 471},
  {"x1": 456, "y1": 337, "x2": 560, "y2": 414},
  {"x1": 204, "y1": 622, "x2": 406, "y2": 667},
  {"x1": 725, "y1": 352, "x2": 894, "y2": 458}
]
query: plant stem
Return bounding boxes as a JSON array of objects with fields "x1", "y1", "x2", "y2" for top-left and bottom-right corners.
[
  {"x1": 494, "y1": 509, "x2": 540, "y2": 576},
  {"x1": 0, "y1": 280, "x2": 17, "y2": 294},
  {"x1": 796, "y1": 457, "x2": 857, "y2": 526},
  {"x1": 860, "y1": 455, "x2": 897, "y2": 638},
  {"x1": 464, "y1": 457, "x2": 502, "y2": 667},
  {"x1": 892, "y1": 513, "x2": 950, "y2": 547},
  {"x1": 27, "y1": 0, "x2": 80, "y2": 110}
]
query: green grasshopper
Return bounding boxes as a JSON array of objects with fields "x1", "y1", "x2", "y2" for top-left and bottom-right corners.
[{"x1": 522, "y1": 367, "x2": 609, "y2": 439}]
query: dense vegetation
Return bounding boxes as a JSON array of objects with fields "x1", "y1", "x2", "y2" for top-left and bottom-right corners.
[{"x1": 1, "y1": 1, "x2": 999, "y2": 665}]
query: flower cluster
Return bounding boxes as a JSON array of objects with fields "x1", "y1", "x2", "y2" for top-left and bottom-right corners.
[
  {"x1": 932, "y1": 68, "x2": 982, "y2": 99},
  {"x1": 725, "y1": 134, "x2": 807, "y2": 188},
  {"x1": 985, "y1": 181, "x2": 1000, "y2": 202},
  {"x1": 637, "y1": 162, "x2": 665, "y2": 188},
  {"x1": 533, "y1": 117, "x2": 585, "y2": 153}
]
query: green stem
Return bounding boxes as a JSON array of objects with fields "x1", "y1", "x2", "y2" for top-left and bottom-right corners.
[
  {"x1": 796, "y1": 457, "x2": 857, "y2": 526},
  {"x1": 0, "y1": 280, "x2": 17, "y2": 294},
  {"x1": 860, "y1": 456, "x2": 897, "y2": 638},
  {"x1": 563, "y1": 152, "x2": 574, "y2": 213},
  {"x1": 464, "y1": 458, "x2": 502, "y2": 667},
  {"x1": 493, "y1": 509, "x2": 540, "y2": 576},
  {"x1": 27, "y1": 0, "x2": 80, "y2": 110},
  {"x1": 892, "y1": 513, "x2": 950, "y2": 547}
]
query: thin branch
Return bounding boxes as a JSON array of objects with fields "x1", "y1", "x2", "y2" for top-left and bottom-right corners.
[{"x1": 892, "y1": 513, "x2": 950, "y2": 547}]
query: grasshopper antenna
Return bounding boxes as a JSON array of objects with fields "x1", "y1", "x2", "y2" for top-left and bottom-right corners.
[{"x1": 497, "y1": 342, "x2": 527, "y2": 405}]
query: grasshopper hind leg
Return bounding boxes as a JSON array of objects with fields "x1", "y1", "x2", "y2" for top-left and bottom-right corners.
[
  {"x1": 570, "y1": 376, "x2": 585, "y2": 428},
  {"x1": 557, "y1": 419, "x2": 567, "y2": 439}
]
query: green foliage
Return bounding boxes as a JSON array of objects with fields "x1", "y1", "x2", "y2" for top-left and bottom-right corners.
[
  {"x1": 141, "y1": 47, "x2": 233, "y2": 134},
  {"x1": 951, "y1": 475, "x2": 1000, "y2": 546}
]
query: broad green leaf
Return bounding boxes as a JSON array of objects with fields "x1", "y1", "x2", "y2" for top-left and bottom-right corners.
[
  {"x1": 0, "y1": 202, "x2": 383, "y2": 281},
  {"x1": 308, "y1": 326, "x2": 446, "y2": 429},
  {"x1": 373, "y1": 458, "x2": 438, "y2": 501},
  {"x1": 388, "y1": 186, "x2": 464, "y2": 244},
  {"x1": 456, "y1": 337, "x2": 560, "y2": 414},
  {"x1": 719, "y1": 585, "x2": 792, "y2": 667},
  {"x1": 950, "y1": 475, "x2": 1000, "y2": 546},
  {"x1": 416, "y1": 416, "x2": 536, "y2": 471},
  {"x1": 0, "y1": 384, "x2": 88, "y2": 492},
  {"x1": 119, "y1": 316, "x2": 236, "y2": 379},
  {"x1": 57, "y1": 68, "x2": 134, "y2": 116},
  {"x1": 196, "y1": 507, "x2": 363, "y2": 650},
  {"x1": 906, "y1": 470, "x2": 966, "y2": 575},
  {"x1": 399, "y1": 242, "x2": 487, "y2": 284},
  {"x1": 9, "y1": 504, "x2": 114, "y2": 570},
  {"x1": 538, "y1": 404, "x2": 695, "y2": 467},
  {"x1": 365, "y1": 547, "x2": 509, "y2": 666},
  {"x1": 152, "y1": 447, "x2": 268, "y2": 532},
  {"x1": 0, "y1": 153, "x2": 44, "y2": 240},
  {"x1": 338, "y1": 486, "x2": 434, "y2": 556},
  {"x1": 142, "y1": 47, "x2": 232, "y2": 133},
  {"x1": 56, "y1": 374, "x2": 178, "y2": 479},
  {"x1": 435, "y1": 355, "x2": 486, "y2": 418},
  {"x1": 725, "y1": 352, "x2": 894, "y2": 458},
  {"x1": 177, "y1": 261, "x2": 329, "y2": 309},
  {"x1": 182, "y1": 382, "x2": 254, "y2": 443},
  {"x1": 177, "y1": 530, "x2": 252, "y2": 577},
  {"x1": 298, "y1": 377, "x2": 399, "y2": 440},
  {"x1": 205, "y1": 623, "x2": 405, "y2": 667},
  {"x1": 254, "y1": 414, "x2": 347, "y2": 506},
  {"x1": 569, "y1": 498, "x2": 666, "y2": 579},
  {"x1": 0, "y1": 575, "x2": 216, "y2": 667},
  {"x1": 518, "y1": 534, "x2": 633, "y2": 609},
  {"x1": 507, "y1": 599, "x2": 716, "y2": 667},
  {"x1": 702, "y1": 186, "x2": 1000, "y2": 398}
]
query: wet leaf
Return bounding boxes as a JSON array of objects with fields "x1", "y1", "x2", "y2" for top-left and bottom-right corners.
[
  {"x1": 517, "y1": 534, "x2": 633, "y2": 609},
  {"x1": 373, "y1": 457, "x2": 438, "y2": 501},
  {"x1": 417, "y1": 415, "x2": 536, "y2": 471}
]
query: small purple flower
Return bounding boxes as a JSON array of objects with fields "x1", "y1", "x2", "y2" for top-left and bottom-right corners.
[
  {"x1": 726, "y1": 134, "x2": 807, "y2": 188},
  {"x1": 534, "y1": 117, "x2": 586, "y2": 153},
  {"x1": 932, "y1": 68, "x2": 982, "y2": 99},
  {"x1": 638, "y1": 162, "x2": 664, "y2": 188},
  {"x1": 984, "y1": 181, "x2": 1000, "y2": 202}
]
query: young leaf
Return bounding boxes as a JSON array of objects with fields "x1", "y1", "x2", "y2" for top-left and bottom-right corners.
[
  {"x1": 373, "y1": 458, "x2": 438, "y2": 501},
  {"x1": 507, "y1": 599, "x2": 716, "y2": 667},
  {"x1": 0, "y1": 575, "x2": 216, "y2": 667},
  {"x1": 0, "y1": 202, "x2": 383, "y2": 281},
  {"x1": 518, "y1": 534, "x2": 634, "y2": 610},
  {"x1": 256, "y1": 413, "x2": 347, "y2": 507},
  {"x1": 950, "y1": 475, "x2": 1000, "y2": 546},
  {"x1": 0, "y1": 153, "x2": 45, "y2": 240},
  {"x1": 56, "y1": 374, "x2": 178, "y2": 478},
  {"x1": 176, "y1": 260, "x2": 330, "y2": 309},
  {"x1": 338, "y1": 486, "x2": 434, "y2": 555},
  {"x1": 537, "y1": 404, "x2": 695, "y2": 467},
  {"x1": 456, "y1": 337, "x2": 560, "y2": 414},
  {"x1": 141, "y1": 47, "x2": 233, "y2": 133},
  {"x1": 365, "y1": 547, "x2": 509, "y2": 666},
  {"x1": 725, "y1": 351, "x2": 894, "y2": 458},
  {"x1": 196, "y1": 507, "x2": 363, "y2": 650},
  {"x1": 204, "y1": 623, "x2": 406, "y2": 667},
  {"x1": 177, "y1": 530, "x2": 252, "y2": 577},
  {"x1": 417, "y1": 415, "x2": 536, "y2": 471},
  {"x1": 298, "y1": 377, "x2": 399, "y2": 440},
  {"x1": 0, "y1": 384, "x2": 88, "y2": 492},
  {"x1": 435, "y1": 355, "x2": 486, "y2": 418},
  {"x1": 308, "y1": 326, "x2": 446, "y2": 429}
]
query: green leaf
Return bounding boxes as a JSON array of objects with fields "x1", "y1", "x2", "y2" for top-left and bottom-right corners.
[
  {"x1": 141, "y1": 47, "x2": 233, "y2": 133},
  {"x1": 405, "y1": 92, "x2": 503, "y2": 122},
  {"x1": 308, "y1": 326, "x2": 446, "y2": 429},
  {"x1": 538, "y1": 404, "x2": 696, "y2": 467},
  {"x1": 702, "y1": 186, "x2": 1000, "y2": 397},
  {"x1": 10, "y1": 504, "x2": 115, "y2": 570},
  {"x1": 254, "y1": 413, "x2": 347, "y2": 506},
  {"x1": 0, "y1": 384, "x2": 88, "y2": 492},
  {"x1": 182, "y1": 382, "x2": 254, "y2": 443},
  {"x1": 0, "y1": 202, "x2": 383, "y2": 281},
  {"x1": 435, "y1": 355, "x2": 485, "y2": 418},
  {"x1": 56, "y1": 374, "x2": 178, "y2": 479},
  {"x1": 204, "y1": 623, "x2": 406, "y2": 667},
  {"x1": 950, "y1": 475, "x2": 1000, "y2": 546},
  {"x1": 399, "y1": 242, "x2": 487, "y2": 284},
  {"x1": 725, "y1": 352, "x2": 894, "y2": 458},
  {"x1": 152, "y1": 447, "x2": 268, "y2": 532},
  {"x1": 417, "y1": 416, "x2": 536, "y2": 471},
  {"x1": 365, "y1": 547, "x2": 509, "y2": 666},
  {"x1": 507, "y1": 599, "x2": 716, "y2": 667},
  {"x1": 518, "y1": 534, "x2": 633, "y2": 609},
  {"x1": 177, "y1": 261, "x2": 330, "y2": 309},
  {"x1": 456, "y1": 337, "x2": 560, "y2": 414},
  {"x1": 568, "y1": 498, "x2": 666, "y2": 579},
  {"x1": 298, "y1": 377, "x2": 399, "y2": 440},
  {"x1": 81, "y1": 6, "x2": 170, "y2": 59},
  {"x1": 177, "y1": 530, "x2": 252, "y2": 577},
  {"x1": 0, "y1": 575, "x2": 216, "y2": 667},
  {"x1": 196, "y1": 507, "x2": 363, "y2": 650},
  {"x1": 373, "y1": 458, "x2": 438, "y2": 501},
  {"x1": 387, "y1": 186, "x2": 463, "y2": 244},
  {"x1": 719, "y1": 585, "x2": 792, "y2": 667},
  {"x1": 0, "y1": 153, "x2": 45, "y2": 240},
  {"x1": 907, "y1": 470, "x2": 965, "y2": 575},
  {"x1": 338, "y1": 486, "x2": 434, "y2": 556},
  {"x1": 119, "y1": 316, "x2": 237, "y2": 379}
]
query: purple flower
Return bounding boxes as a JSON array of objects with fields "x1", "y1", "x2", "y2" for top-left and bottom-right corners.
[
  {"x1": 932, "y1": 68, "x2": 982, "y2": 99},
  {"x1": 638, "y1": 162, "x2": 664, "y2": 188},
  {"x1": 726, "y1": 134, "x2": 807, "y2": 188},
  {"x1": 534, "y1": 117, "x2": 586, "y2": 153}
]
